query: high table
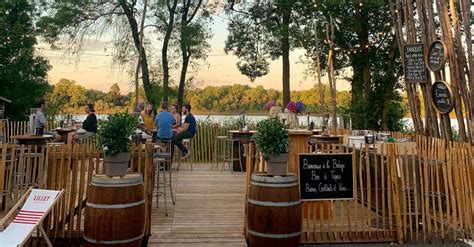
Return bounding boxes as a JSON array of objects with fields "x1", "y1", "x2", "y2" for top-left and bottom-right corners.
[
  {"x1": 310, "y1": 129, "x2": 323, "y2": 135},
  {"x1": 312, "y1": 134, "x2": 344, "y2": 151},
  {"x1": 287, "y1": 129, "x2": 312, "y2": 173},
  {"x1": 55, "y1": 128, "x2": 75, "y2": 143},
  {"x1": 11, "y1": 135, "x2": 52, "y2": 146},
  {"x1": 228, "y1": 130, "x2": 257, "y2": 172}
]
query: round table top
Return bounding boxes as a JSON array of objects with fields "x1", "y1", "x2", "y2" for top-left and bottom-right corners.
[
  {"x1": 55, "y1": 128, "x2": 75, "y2": 133},
  {"x1": 288, "y1": 129, "x2": 313, "y2": 135},
  {"x1": 312, "y1": 135, "x2": 343, "y2": 138},
  {"x1": 228, "y1": 130, "x2": 257, "y2": 134},
  {"x1": 12, "y1": 135, "x2": 52, "y2": 140}
]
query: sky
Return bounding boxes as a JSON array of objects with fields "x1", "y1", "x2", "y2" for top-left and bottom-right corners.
[{"x1": 37, "y1": 12, "x2": 350, "y2": 94}]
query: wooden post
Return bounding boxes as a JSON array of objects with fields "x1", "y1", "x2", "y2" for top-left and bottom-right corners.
[
  {"x1": 314, "y1": 23, "x2": 326, "y2": 116},
  {"x1": 326, "y1": 16, "x2": 338, "y2": 128}
]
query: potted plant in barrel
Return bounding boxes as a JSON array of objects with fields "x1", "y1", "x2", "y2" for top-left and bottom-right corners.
[
  {"x1": 97, "y1": 112, "x2": 138, "y2": 177},
  {"x1": 253, "y1": 118, "x2": 289, "y2": 176}
]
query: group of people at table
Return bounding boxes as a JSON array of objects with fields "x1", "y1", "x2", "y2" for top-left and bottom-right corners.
[{"x1": 31, "y1": 99, "x2": 196, "y2": 158}]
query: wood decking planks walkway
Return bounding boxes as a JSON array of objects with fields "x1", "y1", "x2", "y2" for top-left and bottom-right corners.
[{"x1": 148, "y1": 163, "x2": 247, "y2": 247}]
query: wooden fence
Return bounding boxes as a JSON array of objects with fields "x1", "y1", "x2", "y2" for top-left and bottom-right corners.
[
  {"x1": 0, "y1": 143, "x2": 155, "y2": 241},
  {"x1": 2, "y1": 121, "x2": 234, "y2": 163},
  {"x1": 244, "y1": 136, "x2": 474, "y2": 244}
]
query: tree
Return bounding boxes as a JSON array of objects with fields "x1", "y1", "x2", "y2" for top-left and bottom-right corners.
[
  {"x1": 0, "y1": 0, "x2": 51, "y2": 120},
  {"x1": 106, "y1": 83, "x2": 122, "y2": 105},
  {"x1": 48, "y1": 78, "x2": 86, "y2": 110},
  {"x1": 225, "y1": 0, "x2": 313, "y2": 106},
  {"x1": 176, "y1": 0, "x2": 212, "y2": 112},
  {"x1": 38, "y1": 1, "x2": 156, "y2": 105},
  {"x1": 155, "y1": 0, "x2": 179, "y2": 102},
  {"x1": 302, "y1": 1, "x2": 405, "y2": 130}
]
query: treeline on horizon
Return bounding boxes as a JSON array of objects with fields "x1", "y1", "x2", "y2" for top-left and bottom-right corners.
[{"x1": 45, "y1": 78, "x2": 352, "y2": 116}]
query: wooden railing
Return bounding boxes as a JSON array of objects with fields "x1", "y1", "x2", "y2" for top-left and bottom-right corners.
[
  {"x1": 2, "y1": 121, "x2": 238, "y2": 163},
  {"x1": 0, "y1": 143, "x2": 155, "y2": 240},
  {"x1": 244, "y1": 136, "x2": 474, "y2": 244}
]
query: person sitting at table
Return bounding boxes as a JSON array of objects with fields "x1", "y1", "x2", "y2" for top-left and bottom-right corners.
[
  {"x1": 140, "y1": 103, "x2": 156, "y2": 131},
  {"x1": 170, "y1": 104, "x2": 181, "y2": 131},
  {"x1": 155, "y1": 101, "x2": 175, "y2": 142},
  {"x1": 67, "y1": 104, "x2": 97, "y2": 144},
  {"x1": 172, "y1": 104, "x2": 196, "y2": 159},
  {"x1": 138, "y1": 103, "x2": 156, "y2": 141},
  {"x1": 34, "y1": 99, "x2": 61, "y2": 141}
]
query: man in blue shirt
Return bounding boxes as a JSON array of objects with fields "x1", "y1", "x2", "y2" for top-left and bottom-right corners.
[
  {"x1": 172, "y1": 104, "x2": 196, "y2": 158},
  {"x1": 155, "y1": 101, "x2": 175, "y2": 140}
]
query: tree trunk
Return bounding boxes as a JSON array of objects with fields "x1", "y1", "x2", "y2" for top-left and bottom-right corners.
[
  {"x1": 162, "y1": 0, "x2": 178, "y2": 102},
  {"x1": 134, "y1": 0, "x2": 147, "y2": 110},
  {"x1": 281, "y1": 3, "x2": 291, "y2": 107},
  {"x1": 381, "y1": 38, "x2": 399, "y2": 131},
  {"x1": 178, "y1": 4, "x2": 190, "y2": 113},
  {"x1": 178, "y1": 54, "x2": 189, "y2": 112},
  {"x1": 119, "y1": 1, "x2": 154, "y2": 106}
]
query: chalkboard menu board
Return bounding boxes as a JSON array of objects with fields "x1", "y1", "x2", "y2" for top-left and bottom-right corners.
[
  {"x1": 427, "y1": 40, "x2": 447, "y2": 72},
  {"x1": 431, "y1": 81, "x2": 455, "y2": 114},
  {"x1": 404, "y1": 44, "x2": 427, "y2": 83},
  {"x1": 299, "y1": 153, "x2": 353, "y2": 200}
]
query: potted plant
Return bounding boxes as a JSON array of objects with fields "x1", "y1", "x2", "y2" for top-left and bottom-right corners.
[
  {"x1": 253, "y1": 118, "x2": 289, "y2": 176},
  {"x1": 97, "y1": 112, "x2": 138, "y2": 177}
]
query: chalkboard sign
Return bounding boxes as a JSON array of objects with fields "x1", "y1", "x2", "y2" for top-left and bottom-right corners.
[
  {"x1": 431, "y1": 81, "x2": 455, "y2": 114},
  {"x1": 404, "y1": 44, "x2": 427, "y2": 83},
  {"x1": 427, "y1": 40, "x2": 447, "y2": 72},
  {"x1": 299, "y1": 153, "x2": 353, "y2": 200}
]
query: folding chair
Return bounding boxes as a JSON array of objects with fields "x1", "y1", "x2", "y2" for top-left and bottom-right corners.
[{"x1": 0, "y1": 188, "x2": 65, "y2": 247}]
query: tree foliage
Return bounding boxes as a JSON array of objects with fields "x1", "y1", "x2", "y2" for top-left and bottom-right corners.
[
  {"x1": 187, "y1": 84, "x2": 351, "y2": 114},
  {"x1": 0, "y1": 0, "x2": 51, "y2": 120},
  {"x1": 301, "y1": 0, "x2": 406, "y2": 131},
  {"x1": 225, "y1": 0, "x2": 315, "y2": 106}
]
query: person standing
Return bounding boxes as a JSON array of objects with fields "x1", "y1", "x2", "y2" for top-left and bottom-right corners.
[
  {"x1": 172, "y1": 104, "x2": 196, "y2": 158},
  {"x1": 155, "y1": 101, "x2": 175, "y2": 141}
]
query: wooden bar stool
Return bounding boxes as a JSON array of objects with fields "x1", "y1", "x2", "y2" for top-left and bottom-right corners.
[
  {"x1": 177, "y1": 138, "x2": 193, "y2": 171},
  {"x1": 154, "y1": 140, "x2": 175, "y2": 216},
  {"x1": 222, "y1": 138, "x2": 242, "y2": 173},
  {"x1": 211, "y1": 135, "x2": 227, "y2": 170}
]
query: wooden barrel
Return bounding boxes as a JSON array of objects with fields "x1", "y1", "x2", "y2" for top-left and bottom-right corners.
[
  {"x1": 248, "y1": 174, "x2": 301, "y2": 247},
  {"x1": 84, "y1": 174, "x2": 145, "y2": 247}
]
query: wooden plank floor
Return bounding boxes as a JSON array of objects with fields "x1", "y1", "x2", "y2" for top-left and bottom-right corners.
[{"x1": 148, "y1": 162, "x2": 247, "y2": 247}]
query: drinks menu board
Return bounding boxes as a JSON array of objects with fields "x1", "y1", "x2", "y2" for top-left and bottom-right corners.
[
  {"x1": 299, "y1": 153, "x2": 353, "y2": 200},
  {"x1": 404, "y1": 44, "x2": 427, "y2": 83}
]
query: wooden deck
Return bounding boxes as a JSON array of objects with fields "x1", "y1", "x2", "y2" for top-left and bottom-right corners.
[{"x1": 148, "y1": 162, "x2": 247, "y2": 247}]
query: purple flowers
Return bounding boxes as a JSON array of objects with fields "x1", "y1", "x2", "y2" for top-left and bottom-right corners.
[
  {"x1": 287, "y1": 101, "x2": 305, "y2": 113},
  {"x1": 265, "y1": 100, "x2": 277, "y2": 110}
]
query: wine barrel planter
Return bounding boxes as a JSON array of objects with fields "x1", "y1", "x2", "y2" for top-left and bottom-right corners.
[
  {"x1": 248, "y1": 174, "x2": 302, "y2": 247},
  {"x1": 84, "y1": 174, "x2": 145, "y2": 247}
]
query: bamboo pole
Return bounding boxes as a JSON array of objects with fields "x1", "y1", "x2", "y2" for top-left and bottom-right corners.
[
  {"x1": 314, "y1": 23, "x2": 326, "y2": 116},
  {"x1": 326, "y1": 16, "x2": 337, "y2": 128}
]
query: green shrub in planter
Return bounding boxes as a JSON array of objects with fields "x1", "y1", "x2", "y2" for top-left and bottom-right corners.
[
  {"x1": 252, "y1": 118, "x2": 289, "y2": 161},
  {"x1": 97, "y1": 112, "x2": 138, "y2": 156},
  {"x1": 97, "y1": 112, "x2": 138, "y2": 177}
]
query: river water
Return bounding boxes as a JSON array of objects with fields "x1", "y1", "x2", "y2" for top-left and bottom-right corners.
[{"x1": 65, "y1": 114, "x2": 461, "y2": 131}]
